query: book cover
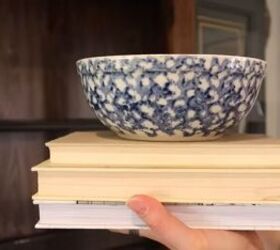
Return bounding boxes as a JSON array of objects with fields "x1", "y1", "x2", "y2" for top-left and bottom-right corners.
[{"x1": 46, "y1": 131, "x2": 280, "y2": 168}]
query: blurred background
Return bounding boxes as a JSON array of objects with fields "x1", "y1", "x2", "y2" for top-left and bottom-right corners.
[{"x1": 0, "y1": 0, "x2": 279, "y2": 249}]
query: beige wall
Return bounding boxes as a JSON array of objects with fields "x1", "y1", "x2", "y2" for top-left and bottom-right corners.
[{"x1": 265, "y1": 0, "x2": 280, "y2": 137}]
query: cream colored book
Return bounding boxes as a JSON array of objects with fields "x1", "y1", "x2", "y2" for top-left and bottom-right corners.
[
  {"x1": 32, "y1": 161, "x2": 280, "y2": 204},
  {"x1": 34, "y1": 200, "x2": 280, "y2": 230},
  {"x1": 46, "y1": 131, "x2": 280, "y2": 168}
]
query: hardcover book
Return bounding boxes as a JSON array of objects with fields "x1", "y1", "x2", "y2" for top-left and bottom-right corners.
[{"x1": 32, "y1": 131, "x2": 280, "y2": 230}]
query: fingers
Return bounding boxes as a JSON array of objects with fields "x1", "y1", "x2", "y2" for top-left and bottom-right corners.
[{"x1": 127, "y1": 195, "x2": 205, "y2": 250}]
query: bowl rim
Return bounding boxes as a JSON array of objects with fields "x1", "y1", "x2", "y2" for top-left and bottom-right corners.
[{"x1": 76, "y1": 54, "x2": 266, "y2": 65}]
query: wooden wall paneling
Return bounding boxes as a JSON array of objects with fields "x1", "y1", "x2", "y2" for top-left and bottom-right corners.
[
  {"x1": 42, "y1": 0, "x2": 169, "y2": 121},
  {"x1": 0, "y1": 0, "x2": 45, "y2": 120},
  {"x1": 0, "y1": 132, "x2": 47, "y2": 240},
  {"x1": 0, "y1": 0, "x2": 196, "y2": 122},
  {"x1": 0, "y1": 0, "x2": 47, "y2": 240},
  {"x1": 0, "y1": 0, "x2": 194, "y2": 122},
  {"x1": 41, "y1": 0, "x2": 85, "y2": 121}
]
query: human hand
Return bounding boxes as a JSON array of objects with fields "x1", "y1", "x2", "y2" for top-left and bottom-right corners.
[{"x1": 124, "y1": 195, "x2": 264, "y2": 250}]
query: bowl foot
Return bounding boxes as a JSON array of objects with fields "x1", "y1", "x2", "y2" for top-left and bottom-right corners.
[{"x1": 116, "y1": 133, "x2": 223, "y2": 142}]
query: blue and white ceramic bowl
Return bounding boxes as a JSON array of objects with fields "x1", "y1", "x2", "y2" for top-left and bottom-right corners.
[{"x1": 77, "y1": 54, "x2": 266, "y2": 141}]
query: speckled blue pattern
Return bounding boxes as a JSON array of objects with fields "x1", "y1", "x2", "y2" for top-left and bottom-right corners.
[{"x1": 77, "y1": 55, "x2": 266, "y2": 141}]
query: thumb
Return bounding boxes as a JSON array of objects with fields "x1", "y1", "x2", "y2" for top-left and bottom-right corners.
[{"x1": 127, "y1": 195, "x2": 205, "y2": 250}]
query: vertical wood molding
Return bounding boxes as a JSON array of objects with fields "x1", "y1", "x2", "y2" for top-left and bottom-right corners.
[
  {"x1": 167, "y1": 0, "x2": 196, "y2": 53},
  {"x1": 265, "y1": 0, "x2": 280, "y2": 137}
]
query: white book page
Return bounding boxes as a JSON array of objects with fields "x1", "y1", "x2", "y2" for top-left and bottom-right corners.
[{"x1": 37, "y1": 203, "x2": 280, "y2": 230}]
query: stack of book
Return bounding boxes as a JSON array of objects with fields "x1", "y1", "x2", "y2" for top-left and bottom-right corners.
[{"x1": 32, "y1": 131, "x2": 280, "y2": 230}]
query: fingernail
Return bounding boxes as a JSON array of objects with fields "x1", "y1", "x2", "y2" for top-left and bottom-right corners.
[{"x1": 127, "y1": 197, "x2": 148, "y2": 216}]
